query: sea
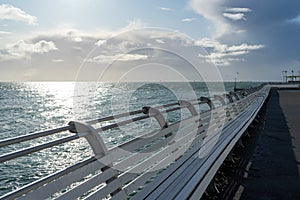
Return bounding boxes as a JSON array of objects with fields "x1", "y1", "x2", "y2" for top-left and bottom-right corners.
[{"x1": 0, "y1": 81, "x2": 262, "y2": 196}]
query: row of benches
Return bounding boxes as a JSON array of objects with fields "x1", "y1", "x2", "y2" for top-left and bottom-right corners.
[{"x1": 0, "y1": 84, "x2": 270, "y2": 199}]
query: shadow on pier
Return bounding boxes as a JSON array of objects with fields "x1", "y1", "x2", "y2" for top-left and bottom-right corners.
[{"x1": 219, "y1": 88, "x2": 300, "y2": 200}]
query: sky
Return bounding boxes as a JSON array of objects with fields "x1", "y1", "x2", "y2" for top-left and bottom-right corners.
[{"x1": 0, "y1": 0, "x2": 300, "y2": 81}]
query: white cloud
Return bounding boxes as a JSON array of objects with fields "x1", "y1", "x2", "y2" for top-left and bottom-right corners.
[
  {"x1": 36, "y1": 28, "x2": 113, "y2": 44},
  {"x1": 0, "y1": 30, "x2": 10, "y2": 35},
  {"x1": 95, "y1": 40, "x2": 106, "y2": 46},
  {"x1": 12, "y1": 40, "x2": 57, "y2": 54},
  {"x1": 288, "y1": 15, "x2": 300, "y2": 25},
  {"x1": 52, "y1": 59, "x2": 64, "y2": 62},
  {"x1": 189, "y1": 0, "x2": 230, "y2": 36},
  {"x1": 116, "y1": 53, "x2": 148, "y2": 61},
  {"x1": 155, "y1": 39, "x2": 165, "y2": 44},
  {"x1": 0, "y1": 4, "x2": 38, "y2": 25},
  {"x1": 225, "y1": 7, "x2": 252, "y2": 13},
  {"x1": 227, "y1": 43, "x2": 264, "y2": 52},
  {"x1": 223, "y1": 13, "x2": 246, "y2": 21},
  {"x1": 195, "y1": 38, "x2": 227, "y2": 51},
  {"x1": 121, "y1": 19, "x2": 146, "y2": 32},
  {"x1": 0, "y1": 40, "x2": 57, "y2": 60},
  {"x1": 72, "y1": 37, "x2": 82, "y2": 42},
  {"x1": 87, "y1": 53, "x2": 148, "y2": 63},
  {"x1": 189, "y1": 0, "x2": 252, "y2": 36},
  {"x1": 159, "y1": 7, "x2": 171, "y2": 11},
  {"x1": 181, "y1": 18, "x2": 196, "y2": 22},
  {"x1": 196, "y1": 38, "x2": 264, "y2": 65}
]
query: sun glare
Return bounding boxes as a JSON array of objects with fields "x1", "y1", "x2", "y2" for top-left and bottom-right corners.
[{"x1": 26, "y1": 82, "x2": 75, "y2": 109}]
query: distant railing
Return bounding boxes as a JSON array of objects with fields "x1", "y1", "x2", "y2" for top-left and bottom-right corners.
[{"x1": 0, "y1": 83, "x2": 269, "y2": 200}]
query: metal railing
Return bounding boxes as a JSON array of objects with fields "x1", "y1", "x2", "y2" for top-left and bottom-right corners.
[{"x1": 0, "y1": 83, "x2": 269, "y2": 199}]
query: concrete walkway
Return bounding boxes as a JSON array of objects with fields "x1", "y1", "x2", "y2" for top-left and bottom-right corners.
[{"x1": 240, "y1": 89, "x2": 300, "y2": 199}]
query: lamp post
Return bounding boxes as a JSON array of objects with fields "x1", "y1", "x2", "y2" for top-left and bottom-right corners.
[
  {"x1": 234, "y1": 72, "x2": 239, "y2": 91},
  {"x1": 285, "y1": 70, "x2": 288, "y2": 83},
  {"x1": 282, "y1": 70, "x2": 285, "y2": 83},
  {"x1": 292, "y1": 70, "x2": 294, "y2": 82}
]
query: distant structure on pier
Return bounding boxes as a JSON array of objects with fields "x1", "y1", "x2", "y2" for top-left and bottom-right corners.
[
  {"x1": 286, "y1": 75, "x2": 300, "y2": 83},
  {"x1": 282, "y1": 70, "x2": 300, "y2": 83}
]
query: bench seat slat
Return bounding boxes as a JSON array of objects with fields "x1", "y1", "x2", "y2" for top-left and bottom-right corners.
[
  {"x1": 56, "y1": 166, "x2": 118, "y2": 200},
  {"x1": 20, "y1": 158, "x2": 103, "y2": 200}
]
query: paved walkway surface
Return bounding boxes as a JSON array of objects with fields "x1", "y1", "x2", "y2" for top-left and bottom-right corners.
[{"x1": 240, "y1": 89, "x2": 300, "y2": 199}]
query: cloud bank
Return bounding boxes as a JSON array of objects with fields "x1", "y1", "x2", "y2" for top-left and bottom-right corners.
[
  {"x1": 196, "y1": 38, "x2": 264, "y2": 65},
  {"x1": 0, "y1": 40, "x2": 57, "y2": 61}
]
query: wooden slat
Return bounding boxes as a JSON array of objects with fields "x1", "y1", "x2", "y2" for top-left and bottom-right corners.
[
  {"x1": 20, "y1": 158, "x2": 104, "y2": 200},
  {"x1": 4, "y1": 157, "x2": 97, "y2": 200},
  {"x1": 84, "y1": 176, "x2": 123, "y2": 200},
  {"x1": 56, "y1": 166, "x2": 118, "y2": 200}
]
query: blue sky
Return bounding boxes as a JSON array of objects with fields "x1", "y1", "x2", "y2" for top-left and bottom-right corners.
[
  {"x1": 0, "y1": 0, "x2": 209, "y2": 38},
  {"x1": 0, "y1": 0, "x2": 300, "y2": 81}
]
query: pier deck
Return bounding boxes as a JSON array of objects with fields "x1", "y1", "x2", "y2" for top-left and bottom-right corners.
[{"x1": 240, "y1": 88, "x2": 300, "y2": 199}]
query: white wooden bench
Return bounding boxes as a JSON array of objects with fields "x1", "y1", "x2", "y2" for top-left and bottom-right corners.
[{"x1": 0, "y1": 85, "x2": 270, "y2": 200}]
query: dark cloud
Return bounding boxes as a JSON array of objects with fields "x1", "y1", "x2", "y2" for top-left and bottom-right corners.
[
  {"x1": 190, "y1": 0, "x2": 300, "y2": 80},
  {"x1": 221, "y1": 0, "x2": 300, "y2": 80}
]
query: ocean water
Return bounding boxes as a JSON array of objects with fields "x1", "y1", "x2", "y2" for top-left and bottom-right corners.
[{"x1": 0, "y1": 81, "x2": 262, "y2": 196}]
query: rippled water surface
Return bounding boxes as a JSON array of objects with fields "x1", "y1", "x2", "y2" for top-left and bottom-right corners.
[{"x1": 0, "y1": 81, "x2": 261, "y2": 196}]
